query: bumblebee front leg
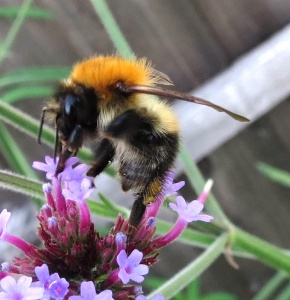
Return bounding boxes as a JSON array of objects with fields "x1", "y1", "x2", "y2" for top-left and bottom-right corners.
[{"x1": 86, "y1": 138, "x2": 115, "y2": 177}]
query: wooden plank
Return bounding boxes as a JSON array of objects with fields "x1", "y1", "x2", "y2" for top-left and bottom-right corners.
[{"x1": 174, "y1": 24, "x2": 290, "y2": 165}]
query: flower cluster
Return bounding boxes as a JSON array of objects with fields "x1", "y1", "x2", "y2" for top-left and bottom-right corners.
[{"x1": 0, "y1": 156, "x2": 213, "y2": 299}]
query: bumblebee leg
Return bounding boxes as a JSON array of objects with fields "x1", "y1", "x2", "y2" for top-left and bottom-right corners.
[
  {"x1": 87, "y1": 138, "x2": 115, "y2": 177},
  {"x1": 129, "y1": 179, "x2": 163, "y2": 227},
  {"x1": 129, "y1": 196, "x2": 146, "y2": 227},
  {"x1": 105, "y1": 109, "x2": 148, "y2": 140}
]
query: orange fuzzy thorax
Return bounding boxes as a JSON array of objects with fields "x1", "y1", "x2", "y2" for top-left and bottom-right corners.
[{"x1": 70, "y1": 55, "x2": 155, "y2": 94}]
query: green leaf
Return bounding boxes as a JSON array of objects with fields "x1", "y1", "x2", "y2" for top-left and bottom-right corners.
[
  {"x1": 146, "y1": 234, "x2": 228, "y2": 300},
  {"x1": 0, "y1": 121, "x2": 36, "y2": 177},
  {"x1": 0, "y1": 169, "x2": 44, "y2": 201},
  {"x1": 256, "y1": 162, "x2": 290, "y2": 188},
  {"x1": 235, "y1": 228, "x2": 290, "y2": 275},
  {"x1": 89, "y1": 0, "x2": 133, "y2": 59},
  {"x1": 87, "y1": 200, "x2": 120, "y2": 220},
  {"x1": 0, "y1": 66, "x2": 70, "y2": 88},
  {"x1": 184, "y1": 279, "x2": 199, "y2": 299},
  {"x1": 202, "y1": 292, "x2": 236, "y2": 300},
  {"x1": 144, "y1": 276, "x2": 166, "y2": 290},
  {"x1": 98, "y1": 192, "x2": 128, "y2": 217},
  {"x1": 276, "y1": 284, "x2": 290, "y2": 300},
  {"x1": 253, "y1": 272, "x2": 288, "y2": 300},
  {"x1": 1, "y1": 85, "x2": 54, "y2": 103},
  {"x1": 0, "y1": 6, "x2": 53, "y2": 20},
  {"x1": 0, "y1": 0, "x2": 33, "y2": 64}
]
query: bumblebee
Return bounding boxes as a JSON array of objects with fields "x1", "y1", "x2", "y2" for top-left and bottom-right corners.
[{"x1": 38, "y1": 55, "x2": 249, "y2": 227}]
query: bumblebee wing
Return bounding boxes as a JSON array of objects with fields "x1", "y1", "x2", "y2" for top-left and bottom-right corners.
[{"x1": 119, "y1": 84, "x2": 249, "y2": 123}]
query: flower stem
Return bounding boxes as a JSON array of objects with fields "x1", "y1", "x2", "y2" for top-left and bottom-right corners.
[
  {"x1": 234, "y1": 228, "x2": 290, "y2": 275},
  {"x1": 3, "y1": 233, "x2": 39, "y2": 258}
]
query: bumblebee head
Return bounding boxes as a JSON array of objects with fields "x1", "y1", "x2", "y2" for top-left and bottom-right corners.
[{"x1": 54, "y1": 83, "x2": 100, "y2": 150}]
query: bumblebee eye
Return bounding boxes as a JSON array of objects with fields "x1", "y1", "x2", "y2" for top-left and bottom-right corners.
[{"x1": 64, "y1": 95, "x2": 78, "y2": 117}]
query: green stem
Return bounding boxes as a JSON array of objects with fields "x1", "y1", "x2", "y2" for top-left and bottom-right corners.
[
  {"x1": 0, "y1": 0, "x2": 33, "y2": 65},
  {"x1": 147, "y1": 233, "x2": 229, "y2": 300},
  {"x1": 89, "y1": 0, "x2": 133, "y2": 59},
  {"x1": 253, "y1": 271, "x2": 288, "y2": 300},
  {"x1": 234, "y1": 228, "x2": 290, "y2": 275},
  {"x1": 277, "y1": 284, "x2": 290, "y2": 300},
  {"x1": 179, "y1": 144, "x2": 231, "y2": 225}
]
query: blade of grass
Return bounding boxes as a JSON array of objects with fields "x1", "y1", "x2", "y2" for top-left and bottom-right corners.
[
  {"x1": 89, "y1": 0, "x2": 133, "y2": 59},
  {"x1": 0, "y1": 6, "x2": 53, "y2": 20},
  {"x1": 0, "y1": 0, "x2": 33, "y2": 65},
  {"x1": 235, "y1": 228, "x2": 290, "y2": 275},
  {"x1": 253, "y1": 271, "x2": 288, "y2": 300},
  {"x1": 0, "y1": 66, "x2": 70, "y2": 88},
  {"x1": 0, "y1": 121, "x2": 42, "y2": 206},
  {"x1": 256, "y1": 162, "x2": 290, "y2": 189},
  {"x1": 0, "y1": 121, "x2": 37, "y2": 179},
  {"x1": 98, "y1": 192, "x2": 128, "y2": 217},
  {"x1": 276, "y1": 284, "x2": 290, "y2": 300},
  {"x1": 1, "y1": 85, "x2": 54, "y2": 103},
  {"x1": 0, "y1": 169, "x2": 44, "y2": 200},
  {"x1": 146, "y1": 233, "x2": 228, "y2": 300}
]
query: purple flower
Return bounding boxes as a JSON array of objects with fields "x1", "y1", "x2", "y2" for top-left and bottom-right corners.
[
  {"x1": 62, "y1": 178, "x2": 96, "y2": 202},
  {"x1": 161, "y1": 171, "x2": 185, "y2": 198},
  {"x1": 117, "y1": 249, "x2": 149, "y2": 284},
  {"x1": 68, "y1": 281, "x2": 114, "y2": 300},
  {"x1": 136, "y1": 295, "x2": 164, "y2": 300},
  {"x1": 0, "y1": 275, "x2": 44, "y2": 300},
  {"x1": 0, "y1": 209, "x2": 11, "y2": 239},
  {"x1": 169, "y1": 196, "x2": 213, "y2": 223},
  {"x1": 154, "y1": 179, "x2": 214, "y2": 248},
  {"x1": 34, "y1": 264, "x2": 69, "y2": 300},
  {"x1": 49, "y1": 276, "x2": 69, "y2": 300},
  {"x1": 32, "y1": 156, "x2": 59, "y2": 179},
  {"x1": 32, "y1": 156, "x2": 80, "y2": 179},
  {"x1": 169, "y1": 179, "x2": 214, "y2": 223}
]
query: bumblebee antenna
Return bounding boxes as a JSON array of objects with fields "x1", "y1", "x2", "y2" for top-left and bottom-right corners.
[{"x1": 114, "y1": 82, "x2": 249, "y2": 123}]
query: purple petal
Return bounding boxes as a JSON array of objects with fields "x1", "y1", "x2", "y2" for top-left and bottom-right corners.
[
  {"x1": 95, "y1": 290, "x2": 114, "y2": 300},
  {"x1": 49, "y1": 277, "x2": 69, "y2": 299},
  {"x1": 127, "y1": 249, "x2": 143, "y2": 266},
  {"x1": 128, "y1": 273, "x2": 145, "y2": 283},
  {"x1": 187, "y1": 201, "x2": 204, "y2": 215},
  {"x1": 117, "y1": 250, "x2": 128, "y2": 268},
  {"x1": 133, "y1": 264, "x2": 149, "y2": 276},
  {"x1": 0, "y1": 275, "x2": 17, "y2": 292},
  {"x1": 35, "y1": 264, "x2": 50, "y2": 283},
  {"x1": 194, "y1": 214, "x2": 214, "y2": 222},
  {"x1": 118, "y1": 268, "x2": 130, "y2": 284},
  {"x1": 79, "y1": 281, "x2": 97, "y2": 299}
]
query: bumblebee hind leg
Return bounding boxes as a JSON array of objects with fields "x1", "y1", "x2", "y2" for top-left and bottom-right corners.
[{"x1": 129, "y1": 178, "x2": 162, "y2": 227}]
